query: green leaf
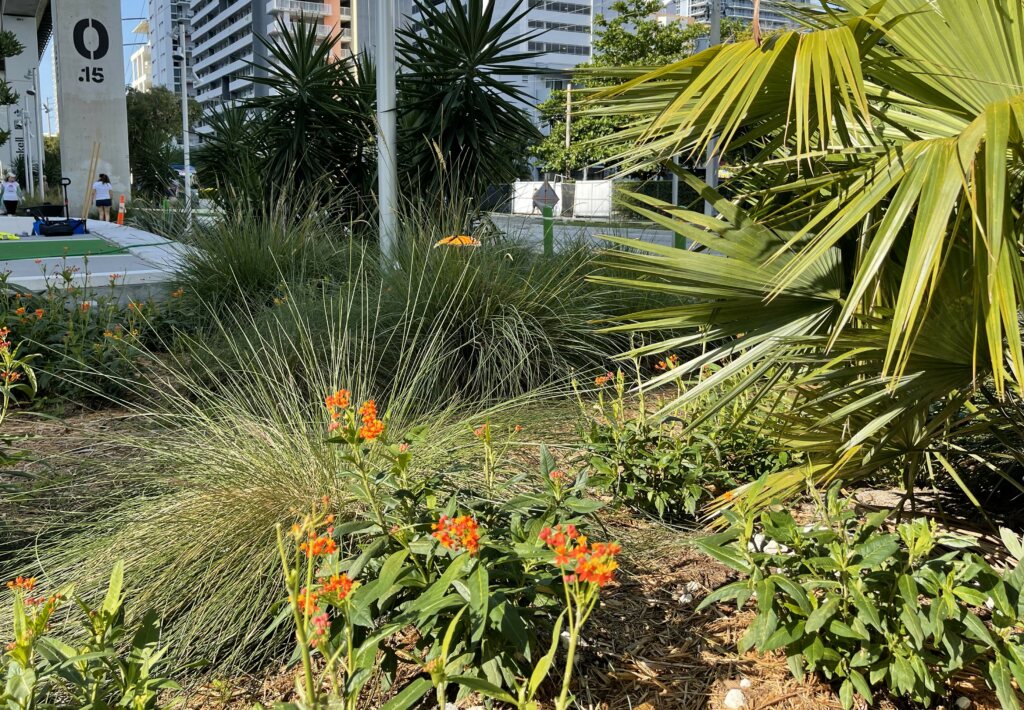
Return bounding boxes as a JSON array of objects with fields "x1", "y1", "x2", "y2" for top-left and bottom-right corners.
[
  {"x1": 379, "y1": 677, "x2": 433, "y2": 710},
  {"x1": 848, "y1": 669, "x2": 873, "y2": 705},
  {"x1": 447, "y1": 676, "x2": 516, "y2": 705},
  {"x1": 989, "y1": 658, "x2": 1021, "y2": 710},
  {"x1": 805, "y1": 597, "x2": 840, "y2": 633},
  {"x1": 103, "y1": 559, "x2": 125, "y2": 617},
  {"x1": 852, "y1": 534, "x2": 899, "y2": 569},
  {"x1": 466, "y1": 562, "x2": 489, "y2": 643},
  {"x1": 528, "y1": 611, "x2": 566, "y2": 698}
]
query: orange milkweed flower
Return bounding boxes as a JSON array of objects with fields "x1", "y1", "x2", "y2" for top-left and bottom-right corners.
[
  {"x1": 34, "y1": 309, "x2": 43, "y2": 319},
  {"x1": 299, "y1": 533, "x2": 337, "y2": 558},
  {"x1": 14, "y1": 307, "x2": 25, "y2": 316},
  {"x1": 321, "y1": 573, "x2": 354, "y2": 601},
  {"x1": 473, "y1": 423, "x2": 488, "y2": 438},
  {"x1": 1, "y1": 370, "x2": 21, "y2": 384},
  {"x1": 540, "y1": 526, "x2": 620, "y2": 588},
  {"x1": 80, "y1": 302, "x2": 91, "y2": 312},
  {"x1": 357, "y1": 399, "x2": 384, "y2": 441},
  {"x1": 594, "y1": 371, "x2": 614, "y2": 386},
  {"x1": 171, "y1": 288, "x2": 184, "y2": 298},
  {"x1": 6, "y1": 576, "x2": 36, "y2": 592},
  {"x1": 432, "y1": 515, "x2": 481, "y2": 556},
  {"x1": 296, "y1": 587, "x2": 319, "y2": 615}
]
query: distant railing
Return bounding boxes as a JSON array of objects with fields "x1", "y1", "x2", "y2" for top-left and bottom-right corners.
[{"x1": 268, "y1": 0, "x2": 331, "y2": 16}]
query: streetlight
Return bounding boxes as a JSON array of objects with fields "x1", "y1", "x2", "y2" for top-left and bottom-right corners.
[
  {"x1": 23, "y1": 84, "x2": 36, "y2": 198},
  {"x1": 175, "y1": 23, "x2": 192, "y2": 228},
  {"x1": 704, "y1": 0, "x2": 721, "y2": 217},
  {"x1": 376, "y1": 0, "x2": 397, "y2": 259}
]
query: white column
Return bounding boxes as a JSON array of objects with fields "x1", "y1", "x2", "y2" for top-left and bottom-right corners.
[
  {"x1": 376, "y1": 0, "x2": 397, "y2": 257},
  {"x1": 0, "y1": 15, "x2": 40, "y2": 180},
  {"x1": 53, "y1": 0, "x2": 131, "y2": 213}
]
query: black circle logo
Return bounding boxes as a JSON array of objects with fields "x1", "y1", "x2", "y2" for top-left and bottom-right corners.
[{"x1": 73, "y1": 18, "x2": 110, "y2": 61}]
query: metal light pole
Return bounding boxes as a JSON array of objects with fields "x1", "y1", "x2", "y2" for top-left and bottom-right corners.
[
  {"x1": 32, "y1": 69, "x2": 44, "y2": 197},
  {"x1": 377, "y1": 0, "x2": 398, "y2": 258},
  {"x1": 704, "y1": 0, "x2": 721, "y2": 217},
  {"x1": 178, "y1": 23, "x2": 192, "y2": 225},
  {"x1": 23, "y1": 89, "x2": 35, "y2": 199}
]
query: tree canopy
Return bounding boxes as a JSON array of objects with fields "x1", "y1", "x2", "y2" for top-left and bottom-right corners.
[{"x1": 531, "y1": 0, "x2": 748, "y2": 175}]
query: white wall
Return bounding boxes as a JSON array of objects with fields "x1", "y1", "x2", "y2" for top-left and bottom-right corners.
[
  {"x1": 53, "y1": 0, "x2": 131, "y2": 211},
  {"x1": 0, "y1": 15, "x2": 42, "y2": 183}
]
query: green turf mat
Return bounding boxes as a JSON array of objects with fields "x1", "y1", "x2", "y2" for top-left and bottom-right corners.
[{"x1": 0, "y1": 238, "x2": 127, "y2": 260}]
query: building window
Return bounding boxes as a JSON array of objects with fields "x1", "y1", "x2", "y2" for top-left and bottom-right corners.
[
  {"x1": 527, "y1": 0, "x2": 591, "y2": 14},
  {"x1": 528, "y1": 41, "x2": 590, "y2": 56},
  {"x1": 527, "y1": 20, "x2": 590, "y2": 33}
]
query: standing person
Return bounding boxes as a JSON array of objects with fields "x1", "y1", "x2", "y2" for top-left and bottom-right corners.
[
  {"x1": 2, "y1": 175, "x2": 22, "y2": 216},
  {"x1": 93, "y1": 173, "x2": 113, "y2": 221}
]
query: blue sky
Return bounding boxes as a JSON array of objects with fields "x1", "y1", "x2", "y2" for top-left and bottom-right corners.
[{"x1": 40, "y1": 0, "x2": 149, "y2": 122}]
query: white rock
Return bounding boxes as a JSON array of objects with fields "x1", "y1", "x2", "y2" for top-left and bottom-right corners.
[
  {"x1": 763, "y1": 540, "x2": 781, "y2": 555},
  {"x1": 739, "y1": 678, "x2": 752, "y2": 690},
  {"x1": 985, "y1": 597, "x2": 995, "y2": 610},
  {"x1": 723, "y1": 688, "x2": 746, "y2": 709},
  {"x1": 955, "y1": 697, "x2": 972, "y2": 710},
  {"x1": 678, "y1": 593, "x2": 694, "y2": 605},
  {"x1": 445, "y1": 704, "x2": 459, "y2": 710},
  {"x1": 685, "y1": 580, "x2": 701, "y2": 593},
  {"x1": 747, "y1": 533, "x2": 766, "y2": 552}
]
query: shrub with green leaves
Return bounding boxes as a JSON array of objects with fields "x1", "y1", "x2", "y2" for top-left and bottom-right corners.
[
  {"x1": 578, "y1": 366, "x2": 789, "y2": 520},
  {"x1": 697, "y1": 482, "x2": 1024, "y2": 709},
  {"x1": 2, "y1": 561, "x2": 179, "y2": 709}
]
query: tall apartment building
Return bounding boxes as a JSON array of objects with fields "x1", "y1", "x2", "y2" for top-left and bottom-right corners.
[
  {"x1": 191, "y1": 0, "x2": 357, "y2": 134},
  {"x1": 679, "y1": 0, "x2": 812, "y2": 31},
  {"x1": 150, "y1": 0, "x2": 197, "y2": 96},
  {"x1": 130, "y1": 20, "x2": 154, "y2": 92}
]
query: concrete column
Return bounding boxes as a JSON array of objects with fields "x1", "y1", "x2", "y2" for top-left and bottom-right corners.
[
  {"x1": 0, "y1": 15, "x2": 40, "y2": 179},
  {"x1": 52, "y1": 0, "x2": 131, "y2": 214}
]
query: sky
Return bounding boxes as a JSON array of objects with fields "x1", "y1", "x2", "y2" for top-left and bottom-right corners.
[{"x1": 39, "y1": 0, "x2": 149, "y2": 124}]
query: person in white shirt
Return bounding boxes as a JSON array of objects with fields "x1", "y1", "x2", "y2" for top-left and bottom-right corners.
[
  {"x1": 93, "y1": 173, "x2": 114, "y2": 221},
  {"x1": 2, "y1": 175, "x2": 22, "y2": 216}
]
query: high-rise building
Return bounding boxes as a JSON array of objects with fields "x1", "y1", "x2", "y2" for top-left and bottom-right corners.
[
  {"x1": 190, "y1": 0, "x2": 357, "y2": 135},
  {"x1": 680, "y1": 0, "x2": 812, "y2": 31},
  {"x1": 130, "y1": 20, "x2": 154, "y2": 92},
  {"x1": 150, "y1": 0, "x2": 197, "y2": 96}
]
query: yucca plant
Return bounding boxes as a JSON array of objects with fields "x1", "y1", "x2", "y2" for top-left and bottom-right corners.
[
  {"x1": 587, "y1": 0, "x2": 1024, "y2": 512},
  {"x1": 397, "y1": 0, "x2": 542, "y2": 196}
]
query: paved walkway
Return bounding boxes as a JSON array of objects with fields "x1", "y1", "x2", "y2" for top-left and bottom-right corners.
[{"x1": 0, "y1": 217, "x2": 187, "y2": 299}]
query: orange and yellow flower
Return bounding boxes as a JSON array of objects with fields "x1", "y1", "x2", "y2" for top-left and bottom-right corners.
[
  {"x1": 540, "y1": 525, "x2": 620, "y2": 588},
  {"x1": 33, "y1": 309, "x2": 43, "y2": 319},
  {"x1": 432, "y1": 515, "x2": 481, "y2": 556},
  {"x1": 358, "y1": 399, "x2": 384, "y2": 441},
  {"x1": 13, "y1": 306, "x2": 25, "y2": 316},
  {"x1": 594, "y1": 371, "x2": 615, "y2": 387},
  {"x1": 325, "y1": 388, "x2": 350, "y2": 426},
  {"x1": 299, "y1": 532, "x2": 337, "y2": 558},
  {"x1": 320, "y1": 573, "x2": 355, "y2": 601},
  {"x1": 6, "y1": 576, "x2": 36, "y2": 592}
]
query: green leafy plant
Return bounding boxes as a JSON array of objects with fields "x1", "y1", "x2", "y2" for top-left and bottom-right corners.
[
  {"x1": 2, "y1": 562, "x2": 179, "y2": 710},
  {"x1": 1, "y1": 265, "x2": 174, "y2": 401},
  {"x1": 697, "y1": 481, "x2": 1024, "y2": 708},
  {"x1": 268, "y1": 388, "x2": 616, "y2": 708},
  {"x1": 576, "y1": 366, "x2": 739, "y2": 520}
]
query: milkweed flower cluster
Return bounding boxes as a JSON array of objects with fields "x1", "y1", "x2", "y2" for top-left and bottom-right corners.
[
  {"x1": 654, "y1": 354, "x2": 680, "y2": 371},
  {"x1": 539, "y1": 525, "x2": 620, "y2": 587},
  {"x1": 325, "y1": 388, "x2": 351, "y2": 431},
  {"x1": 432, "y1": 515, "x2": 481, "y2": 556},
  {"x1": 536, "y1": 524, "x2": 622, "y2": 710},
  {"x1": 594, "y1": 371, "x2": 615, "y2": 387},
  {"x1": 358, "y1": 400, "x2": 384, "y2": 441}
]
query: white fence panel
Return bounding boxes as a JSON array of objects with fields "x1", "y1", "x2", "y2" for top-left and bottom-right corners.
[{"x1": 572, "y1": 180, "x2": 614, "y2": 218}]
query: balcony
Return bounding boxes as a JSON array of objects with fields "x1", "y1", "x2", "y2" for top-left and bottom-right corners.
[
  {"x1": 268, "y1": 0, "x2": 331, "y2": 16},
  {"x1": 268, "y1": 21, "x2": 333, "y2": 39}
]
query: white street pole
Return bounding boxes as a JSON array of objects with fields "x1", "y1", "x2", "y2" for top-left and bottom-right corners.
[
  {"x1": 22, "y1": 104, "x2": 34, "y2": 199},
  {"x1": 179, "y1": 23, "x2": 192, "y2": 226},
  {"x1": 376, "y1": 0, "x2": 398, "y2": 258},
  {"x1": 704, "y1": 0, "x2": 721, "y2": 217},
  {"x1": 33, "y1": 70, "x2": 44, "y2": 197}
]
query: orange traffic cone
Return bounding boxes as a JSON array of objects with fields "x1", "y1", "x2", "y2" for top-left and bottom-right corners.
[{"x1": 117, "y1": 194, "x2": 125, "y2": 225}]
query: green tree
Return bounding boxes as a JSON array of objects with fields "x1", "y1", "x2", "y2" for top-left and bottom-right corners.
[
  {"x1": 531, "y1": 0, "x2": 748, "y2": 174},
  {"x1": 591, "y1": 0, "x2": 1024, "y2": 511},
  {"x1": 398, "y1": 0, "x2": 542, "y2": 197},
  {"x1": 126, "y1": 86, "x2": 200, "y2": 198}
]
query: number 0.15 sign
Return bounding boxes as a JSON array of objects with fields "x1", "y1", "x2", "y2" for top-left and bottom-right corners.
[
  {"x1": 53, "y1": 0, "x2": 132, "y2": 208},
  {"x1": 73, "y1": 18, "x2": 110, "y2": 83}
]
